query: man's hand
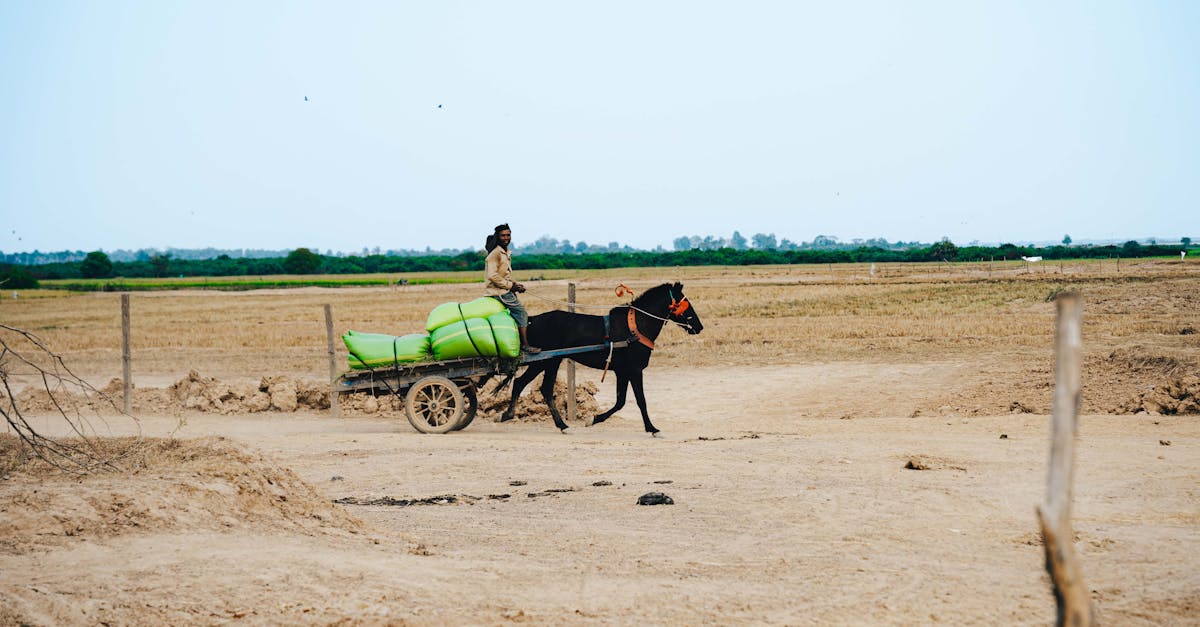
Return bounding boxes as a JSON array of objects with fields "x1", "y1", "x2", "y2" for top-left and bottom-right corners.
[{"x1": 511, "y1": 282, "x2": 526, "y2": 293}]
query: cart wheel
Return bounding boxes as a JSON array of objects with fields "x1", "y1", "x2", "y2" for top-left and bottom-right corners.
[
  {"x1": 405, "y1": 376, "x2": 465, "y2": 434},
  {"x1": 452, "y1": 381, "x2": 478, "y2": 431}
]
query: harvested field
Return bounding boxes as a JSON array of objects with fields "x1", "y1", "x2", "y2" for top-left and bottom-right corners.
[{"x1": 1, "y1": 259, "x2": 1198, "y2": 624}]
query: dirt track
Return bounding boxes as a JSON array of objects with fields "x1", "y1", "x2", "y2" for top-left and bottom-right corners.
[{"x1": 4, "y1": 362, "x2": 1198, "y2": 625}]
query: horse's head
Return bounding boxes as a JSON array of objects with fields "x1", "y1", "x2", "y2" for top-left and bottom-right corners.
[{"x1": 664, "y1": 282, "x2": 703, "y2": 335}]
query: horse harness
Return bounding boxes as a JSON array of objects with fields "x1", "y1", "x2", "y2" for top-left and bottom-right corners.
[{"x1": 598, "y1": 291, "x2": 692, "y2": 381}]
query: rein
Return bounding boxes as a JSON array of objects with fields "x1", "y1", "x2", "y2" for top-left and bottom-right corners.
[{"x1": 523, "y1": 286, "x2": 694, "y2": 332}]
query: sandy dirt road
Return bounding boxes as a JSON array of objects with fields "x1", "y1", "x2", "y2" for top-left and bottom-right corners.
[{"x1": 4, "y1": 362, "x2": 1197, "y2": 625}]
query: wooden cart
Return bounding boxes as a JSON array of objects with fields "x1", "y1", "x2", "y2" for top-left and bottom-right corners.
[{"x1": 334, "y1": 341, "x2": 626, "y2": 433}]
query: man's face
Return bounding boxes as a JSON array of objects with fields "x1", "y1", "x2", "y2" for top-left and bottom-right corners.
[{"x1": 497, "y1": 229, "x2": 512, "y2": 248}]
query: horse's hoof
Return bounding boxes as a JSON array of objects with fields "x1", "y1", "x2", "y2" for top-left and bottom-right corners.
[
  {"x1": 498, "y1": 414, "x2": 515, "y2": 423},
  {"x1": 560, "y1": 427, "x2": 572, "y2": 435},
  {"x1": 650, "y1": 431, "x2": 662, "y2": 438}
]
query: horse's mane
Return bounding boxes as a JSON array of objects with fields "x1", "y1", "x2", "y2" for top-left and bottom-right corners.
[{"x1": 631, "y1": 282, "x2": 681, "y2": 307}]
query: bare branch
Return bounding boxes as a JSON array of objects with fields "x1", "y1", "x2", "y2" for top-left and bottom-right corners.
[{"x1": 0, "y1": 322, "x2": 142, "y2": 474}]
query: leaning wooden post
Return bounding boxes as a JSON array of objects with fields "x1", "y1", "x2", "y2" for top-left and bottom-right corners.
[
  {"x1": 1037, "y1": 293, "x2": 1092, "y2": 626},
  {"x1": 121, "y1": 293, "x2": 132, "y2": 414},
  {"x1": 324, "y1": 304, "x2": 340, "y2": 418},
  {"x1": 566, "y1": 283, "x2": 577, "y2": 423}
]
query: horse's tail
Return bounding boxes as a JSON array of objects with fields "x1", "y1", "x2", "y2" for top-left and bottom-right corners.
[{"x1": 489, "y1": 372, "x2": 516, "y2": 396}]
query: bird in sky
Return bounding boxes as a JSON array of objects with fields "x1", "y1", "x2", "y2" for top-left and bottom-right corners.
[{"x1": 304, "y1": 96, "x2": 309, "y2": 101}]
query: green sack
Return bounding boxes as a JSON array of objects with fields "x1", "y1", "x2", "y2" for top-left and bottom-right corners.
[
  {"x1": 430, "y1": 311, "x2": 519, "y2": 360},
  {"x1": 342, "y1": 331, "x2": 431, "y2": 369},
  {"x1": 426, "y1": 297, "x2": 506, "y2": 333}
]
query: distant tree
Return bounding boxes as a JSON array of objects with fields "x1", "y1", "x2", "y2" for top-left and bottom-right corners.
[
  {"x1": 283, "y1": 247, "x2": 322, "y2": 274},
  {"x1": 673, "y1": 236, "x2": 693, "y2": 251},
  {"x1": 149, "y1": 253, "x2": 171, "y2": 277},
  {"x1": 730, "y1": 231, "x2": 748, "y2": 250},
  {"x1": 928, "y1": 238, "x2": 959, "y2": 261},
  {"x1": 812, "y1": 235, "x2": 839, "y2": 248},
  {"x1": 1122, "y1": 240, "x2": 1141, "y2": 255},
  {"x1": 80, "y1": 251, "x2": 113, "y2": 278},
  {"x1": 751, "y1": 233, "x2": 778, "y2": 250},
  {"x1": 1062, "y1": 234, "x2": 1072, "y2": 245},
  {"x1": 0, "y1": 264, "x2": 39, "y2": 288},
  {"x1": 1183, "y1": 237, "x2": 1192, "y2": 248}
]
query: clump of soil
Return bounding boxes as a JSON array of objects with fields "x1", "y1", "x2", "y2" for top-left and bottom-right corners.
[
  {"x1": 9, "y1": 370, "x2": 600, "y2": 423},
  {"x1": 477, "y1": 376, "x2": 600, "y2": 423},
  {"x1": 166, "y1": 370, "x2": 330, "y2": 414},
  {"x1": 1113, "y1": 375, "x2": 1200, "y2": 415},
  {"x1": 11, "y1": 371, "x2": 330, "y2": 416},
  {"x1": 0, "y1": 435, "x2": 364, "y2": 555},
  {"x1": 1091, "y1": 349, "x2": 1199, "y2": 414}
]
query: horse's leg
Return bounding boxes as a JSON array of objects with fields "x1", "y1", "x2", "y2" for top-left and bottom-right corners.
[
  {"x1": 537, "y1": 359, "x2": 570, "y2": 432},
  {"x1": 629, "y1": 369, "x2": 658, "y2": 435},
  {"x1": 501, "y1": 363, "x2": 545, "y2": 422},
  {"x1": 590, "y1": 372, "x2": 628, "y2": 425}
]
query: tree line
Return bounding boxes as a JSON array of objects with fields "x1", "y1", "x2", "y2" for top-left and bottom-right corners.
[{"x1": 2, "y1": 239, "x2": 1190, "y2": 289}]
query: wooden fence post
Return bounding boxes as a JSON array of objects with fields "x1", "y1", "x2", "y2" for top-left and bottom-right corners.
[
  {"x1": 566, "y1": 283, "x2": 577, "y2": 423},
  {"x1": 1037, "y1": 293, "x2": 1092, "y2": 626},
  {"x1": 324, "y1": 304, "x2": 340, "y2": 418},
  {"x1": 121, "y1": 293, "x2": 132, "y2": 414}
]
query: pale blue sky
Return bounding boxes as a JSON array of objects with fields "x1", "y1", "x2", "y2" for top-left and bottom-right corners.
[{"x1": 1, "y1": 1, "x2": 1196, "y2": 253}]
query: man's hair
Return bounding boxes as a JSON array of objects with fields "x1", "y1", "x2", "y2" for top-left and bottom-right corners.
[{"x1": 486, "y1": 223, "x2": 511, "y2": 252}]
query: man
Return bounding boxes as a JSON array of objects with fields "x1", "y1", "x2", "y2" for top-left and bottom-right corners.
[{"x1": 485, "y1": 223, "x2": 540, "y2": 354}]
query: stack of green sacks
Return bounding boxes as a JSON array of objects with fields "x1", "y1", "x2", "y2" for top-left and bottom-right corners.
[
  {"x1": 342, "y1": 330, "x2": 431, "y2": 370},
  {"x1": 426, "y1": 297, "x2": 520, "y2": 359}
]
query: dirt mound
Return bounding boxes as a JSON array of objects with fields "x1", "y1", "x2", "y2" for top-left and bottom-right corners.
[
  {"x1": 0, "y1": 435, "x2": 364, "y2": 555},
  {"x1": 165, "y1": 370, "x2": 329, "y2": 414},
  {"x1": 916, "y1": 348, "x2": 1198, "y2": 417},
  {"x1": 1089, "y1": 349, "x2": 1198, "y2": 414},
  {"x1": 478, "y1": 376, "x2": 600, "y2": 423},
  {"x1": 10, "y1": 371, "x2": 329, "y2": 416},
  {"x1": 1101, "y1": 347, "x2": 1190, "y2": 378},
  {"x1": 1113, "y1": 375, "x2": 1200, "y2": 415},
  {"x1": 10, "y1": 370, "x2": 599, "y2": 424}
]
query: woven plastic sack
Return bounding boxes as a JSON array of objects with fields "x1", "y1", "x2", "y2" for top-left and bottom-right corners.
[
  {"x1": 425, "y1": 297, "x2": 506, "y2": 333},
  {"x1": 430, "y1": 311, "x2": 519, "y2": 359},
  {"x1": 342, "y1": 331, "x2": 431, "y2": 369}
]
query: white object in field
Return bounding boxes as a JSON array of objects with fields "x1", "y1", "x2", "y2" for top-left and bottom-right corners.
[
  {"x1": 1022, "y1": 256, "x2": 1043, "y2": 262},
  {"x1": 1183, "y1": 251, "x2": 1187, "y2": 261}
]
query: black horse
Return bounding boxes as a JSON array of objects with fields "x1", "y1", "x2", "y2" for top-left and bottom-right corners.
[{"x1": 500, "y1": 282, "x2": 703, "y2": 434}]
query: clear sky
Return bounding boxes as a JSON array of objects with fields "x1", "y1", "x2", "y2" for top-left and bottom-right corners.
[{"x1": 2, "y1": 1, "x2": 1197, "y2": 254}]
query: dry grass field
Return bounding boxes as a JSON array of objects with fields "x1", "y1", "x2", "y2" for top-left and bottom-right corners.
[{"x1": 2, "y1": 259, "x2": 1198, "y2": 624}]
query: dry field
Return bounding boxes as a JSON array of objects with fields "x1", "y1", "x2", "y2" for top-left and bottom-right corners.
[{"x1": 1, "y1": 259, "x2": 1198, "y2": 624}]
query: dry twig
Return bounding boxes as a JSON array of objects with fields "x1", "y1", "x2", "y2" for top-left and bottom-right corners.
[{"x1": 0, "y1": 322, "x2": 141, "y2": 473}]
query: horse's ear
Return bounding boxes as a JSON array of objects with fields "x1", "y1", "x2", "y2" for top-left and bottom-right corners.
[{"x1": 673, "y1": 281, "x2": 684, "y2": 293}]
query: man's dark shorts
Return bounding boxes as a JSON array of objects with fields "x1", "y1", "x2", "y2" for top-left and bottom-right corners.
[{"x1": 496, "y1": 292, "x2": 528, "y2": 328}]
